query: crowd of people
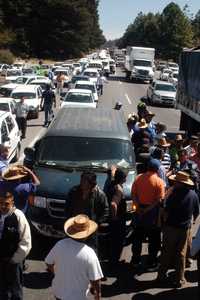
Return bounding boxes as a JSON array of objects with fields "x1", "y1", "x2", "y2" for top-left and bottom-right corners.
[{"x1": 0, "y1": 98, "x2": 200, "y2": 299}]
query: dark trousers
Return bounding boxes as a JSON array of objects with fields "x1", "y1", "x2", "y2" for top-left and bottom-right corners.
[
  {"x1": 16, "y1": 117, "x2": 27, "y2": 138},
  {"x1": 0, "y1": 261, "x2": 23, "y2": 300},
  {"x1": 109, "y1": 218, "x2": 126, "y2": 262},
  {"x1": 44, "y1": 104, "x2": 53, "y2": 125},
  {"x1": 98, "y1": 84, "x2": 103, "y2": 95},
  {"x1": 197, "y1": 252, "x2": 200, "y2": 298},
  {"x1": 132, "y1": 225, "x2": 161, "y2": 264}
]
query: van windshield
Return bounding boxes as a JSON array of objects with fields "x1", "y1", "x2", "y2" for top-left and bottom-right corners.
[
  {"x1": 38, "y1": 137, "x2": 134, "y2": 167},
  {"x1": 134, "y1": 60, "x2": 152, "y2": 67}
]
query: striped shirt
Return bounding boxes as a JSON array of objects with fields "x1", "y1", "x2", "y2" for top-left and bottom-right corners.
[{"x1": 161, "y1": 152, "x2": 171, "y2": 172}]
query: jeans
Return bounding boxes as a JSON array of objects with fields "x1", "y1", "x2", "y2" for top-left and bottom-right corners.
[
  {"x1": 0, "y1": 261, "x2": 23, "y2": 300},
  {"x1": 132, "y1": 225, "x2": 161, "y2": 264},
  {"x1": 158, "y1": 226, "x2": 189, "y2": 282},
  {"x1": 44, "y1": 104, "x2": 53, "y2": 125},
  {"x1": 16, "y1": 117, "x2": 27, "y2": 138}
]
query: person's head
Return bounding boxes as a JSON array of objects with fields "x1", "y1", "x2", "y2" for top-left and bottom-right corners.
[
  {"x1": 114, "y1": 168, "x2": 127, "y2": 185},
  {"x1": 0, "y1": 144, "x2": 9, "y2": 159},
  {"x1": 157, "y1": 138, "x2": 171, "y2": 152},
  {"x1": 147, "y1": 158, "x2": 161, "y2": 173},
  {"x1": 0, "y1": 191, "x2": 14, "y2": 215},
  {"x1": 20, "y1": 96, "x2": 25, "y2": 103},
  {"x1": 127, "y1": 116, "x2": 137, "y2": 129},
  {"x1": 168, "y1": 171, "x2": 194, "y2": 190},
  {"x1": 175, "y1": 134, "x2": 184, "y2": 148},
  {"x1": 178, "y1": 149, "x2": 188, "y2": 163},
  {"x1": 80, "y1": 171, "x2": 97, "y2": 192},
  {"x1": 156, "y1": 122, "x2": 167, "y2": 134},
  {"x1": 46, "y1": 83, "x2": 51, "y2": 90},
  {"x1": 152, "y1": 148, "x2": 164, "y2": 161},
  {"x1": 145, "y1": 111, "x2": 155, "y2": 123}
]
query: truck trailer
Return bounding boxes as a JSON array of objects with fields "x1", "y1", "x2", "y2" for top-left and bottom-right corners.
[{"x1": 177, "y1": 48, "x2": 200, "y2": 135}]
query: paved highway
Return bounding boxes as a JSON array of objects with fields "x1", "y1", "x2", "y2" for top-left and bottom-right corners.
[{"x1": 19, "y1": 69, "x2": 198, "y2": 299}]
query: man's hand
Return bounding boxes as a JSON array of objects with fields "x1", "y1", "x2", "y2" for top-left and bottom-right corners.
[{"x1": 111, "y1": 201, "x2": 118, "y2": 218}]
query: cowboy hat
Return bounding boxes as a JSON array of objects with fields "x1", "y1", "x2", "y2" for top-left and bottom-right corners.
[
  {"x1": 64, "y1": 214, "x2": 98, "y2": 240},
  {"x1": 138, "y1": 118, "x2": 148, "y2": 129},
  {"x1": 2, "y1": 165, "x2": 28, "y2": 181},
  {"x1": 168, "y1": 171, "x2": 194, "y2": 186},
  {"x1": 158, "y1": 137, "x2": 171, "y2": 148},
  {"x1": 175, "y1": 134, "x2": 183, "y2": 141}
]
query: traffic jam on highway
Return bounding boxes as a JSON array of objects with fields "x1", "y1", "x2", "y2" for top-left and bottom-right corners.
[{"x1": 0, "y1": 47, "x2": 200, "y2": 300}]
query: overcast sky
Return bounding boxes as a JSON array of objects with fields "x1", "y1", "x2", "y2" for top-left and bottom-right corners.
[{"x1": 98, "y1": 0, "x2": 199, "y2": 40}]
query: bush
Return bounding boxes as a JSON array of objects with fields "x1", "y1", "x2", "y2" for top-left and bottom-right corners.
[{"x1": 0, "y1": 49, "x2": 15, "y2": 64}]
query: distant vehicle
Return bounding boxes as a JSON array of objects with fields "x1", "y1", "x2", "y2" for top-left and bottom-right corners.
[
  {"x1": 29, "y1": 78, "x2": 53, "y2": 92},
  {"x1": 53, "y1": 68, "x2": 70, "y2": 87},
  {"x1": 72, "y1": 63, "x2": 82, "y2": 75},
  {"x1": 160, "y1": 68, "x2": 172, "y2": 81},
  {"x1": 7, "y1": 75, "x2": 46, "y2": 85},
  {"x1": 0, "y1": 110, "x2": 21, "y2": 162},
  {"x1": 102, "y1": 59, "x2": 110, "y2": 77},
  {"x1": 109, "y1": 59, "x2": 116, "y2": 74},
  {"x1": 22, "y1": 67, "x2": 35, "y2": 75},
  {"x1": 61, "y1": 89, "x2": 96, "y2": 109},
  {"x1": 0, "y1": 64, "x2": 10, "y2": 75},
  {"x1": 147, "y1": 80, "x2": 176, "y2": 107},
  {"x1": 177, "y1": 49, "x2": 200, "y2": 135},
  {"x1": 125, "y1": 46, "x2": 155, "y2": 82},
  {"x1": 0, "y1": 98, "x2": 17, "y2": 115},
  {"x1": 169, "y1": 71, "x2": 179, "y2": 86},
  {"x1": 71, "y1": 75, "x2": 90, "y2": 84},
  {"x1": 156, "y1": 61, "x2": 167, "y2": 71},
  {"x1": 12, "y1": 62, "x2": 24, "y2": 70},
  {"x1": 87, "y1": 60, "x2": 103, "y2": 72},
  {"x1": 0, "y1": 84, "x2": 20, "y2": 98},
  {"x1": 11, "y1": 85, "x2": 43, "y2": 119},
  {"x1": 167, "y1": 62, "x2": 179, "y2": 73},
  {"x1": 75, "y1": 81, "x2": 98, "y2": 102},
  {"x1": 83, "y1": 68, "x2": 99, "y2": 84},
  {"x1": 6, "y1": 69, "x2": 22, "y2": 77}
]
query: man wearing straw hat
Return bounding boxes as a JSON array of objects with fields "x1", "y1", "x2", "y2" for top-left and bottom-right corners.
[
  {"x1": 157, "y1": 171, "x2": 199, "y2": 287},
  {"x1": 45, "y1": 214, "x2": 103, "y2": 300}
]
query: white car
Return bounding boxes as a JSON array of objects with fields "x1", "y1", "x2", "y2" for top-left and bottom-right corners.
[
  {"x1": 0, "y1": 64, "x2": 10, "y2": 75},
  {"x1": 160, "y1": 68, "x2": 172, "y2": 81},
  {"x1": 74, "y1": 81, "x2": 98, "y2": 102},
  {"x1": 53, "y1": 68, "x2": 70, "y2": 87},
  {"x1": 29, "y1": 78, "x2": 54, "y2": 92},
  {"x1": 169, "y1": 71, "x2": 179, "y2": 86},
  {"x1": 5, "y1": 69, "x2": 22, "y2": 82},
  {"x1": 147, "y1": 80, "x2": 176, "y2": 107},
  {"x1": 73, "y1": 63, "x2": 82, "y2": 75},
  {"x1": 61, "y1": 89, "x2": 96, "y2": 109},
  {"x1": 11, "y1": 85, "x2": 42, "y2": 119},
  {"x1": 83, "y1": 68, "x2": 100, "y2": 84},
  {"x1": 0, "y1": 84, "x2": 20, "y2": 98},
  {"x1": 87, "y1": 60, "x2": 103, "y2": 72},
  {"x1": 0, "y1": 98, "x2": 17, "y2": 115},
  {"x1": 0, "y1": 110, "x2": 21, "y2": 162},
  {"x1": 6, "y1": 75, "x2": 46, "y2": 84},
  {"x1": 168, "y1": 62, "x2": 179, "y2": 73}
]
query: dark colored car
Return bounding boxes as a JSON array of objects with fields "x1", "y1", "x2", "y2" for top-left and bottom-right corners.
[{"x1": 24, "y1": 108, "x2": 136, "y2": 238}]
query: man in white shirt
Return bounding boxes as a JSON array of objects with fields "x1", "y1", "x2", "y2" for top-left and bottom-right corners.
[
  {"x1": 45, "y1": 214, "x2": 103, "y2": 300},
  {"x1": 15, "y1": 96, "x2": 29, "y2": 139}
]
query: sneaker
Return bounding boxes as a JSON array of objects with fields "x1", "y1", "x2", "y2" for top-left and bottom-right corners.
[{"x1": 172, "y1": 278, "x2": 187, "y2": 288}]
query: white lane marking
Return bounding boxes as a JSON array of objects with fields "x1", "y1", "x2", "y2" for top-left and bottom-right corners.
[
  {"x1": 19, "y1": 128, "x2": 46, "y2": 162},
  {"x1": 125, "y1": 93, "x2": 132, "y2": 105}
]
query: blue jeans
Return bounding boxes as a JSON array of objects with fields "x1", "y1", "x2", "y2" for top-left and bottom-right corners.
[
  {"x1": 44, "y1": 104, "x2": 53, "y2": 124},
  {"x1": 0, "y1": 261, "x2": 23, "y2": 300}
]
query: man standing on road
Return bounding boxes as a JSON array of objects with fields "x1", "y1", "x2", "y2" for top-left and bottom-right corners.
[
  {"x1": 97, "y1": 73, "x2": 107, "y2": 96},
  {"x1": 15, "y1": 96, "x2": 29, "y2": 139},
  {"x1": 131, "y1": 159, "x2": 165, "y2": 269},
  {"x1": 40, "y1": 84, "x2": 56, "y2": 127},
  {"x1": 157, "y1": 171, "x2": 199, "y2": 288},
  {"x1": 45, "y1": 214, "x2": 103, "y2": 300}
]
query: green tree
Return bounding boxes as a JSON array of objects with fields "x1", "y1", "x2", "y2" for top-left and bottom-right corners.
[
  {"x1": 160, "y1": 2, "x2": 194, "y2": 60},
  {"x1": 192, "y1": 10, "x2": 200, "y2": 45}
]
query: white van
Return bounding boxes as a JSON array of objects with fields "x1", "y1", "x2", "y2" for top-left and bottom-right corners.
[{"x1": 0, "y1": 110, "x2": 21, "y2": 162}]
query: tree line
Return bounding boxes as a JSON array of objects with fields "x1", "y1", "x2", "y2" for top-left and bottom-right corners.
[
  {"x1": 116, "y1": 2, "x2": 200, "y2": 61},
  {"x1": 0, "y1": 0, "x2": 105, "y2": 60}
]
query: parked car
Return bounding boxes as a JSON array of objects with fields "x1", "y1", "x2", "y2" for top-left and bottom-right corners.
[
  {"x1": 0, "y1": 83, "x2": 20, "y2": 98},
  {"x1": 72, "y1": 62, "x2": 82, "y2": 75},
  {"x1": 11, "y1": 85, "x2": 42, "y2": 119},
  {"x1": 74, "y1": 81, "x2": 98, "y2": 102},
  {"x1": 0, "y1": 98, "x2": 17, "y2": 115},
  {"x1": 83, "y1": 68, "x2": 100, "y2": 84},
  {"x1": 70, "y1": 75, "x2": 90, "y2": 84},
  {"x1": 167, "y1": 62, "x2": 179, "y2": 73},
  {"x1": 29, "y1": 78, "x2": 54, "y2": 92},
  {"x1": 23, "y1": 107, "x2": 136, "y2": 238},
  {"x1": 53, "y1": 68, "x2": 70, "y2": 87},
  {"x1": 0, "y1": 64, "x2": 10, "y2": 75},
  {"x1": 7, "y1": 75, "x2": 46, "y2": 84},
  {"x1": 156, "y1": 61, "x2": 167, "y2": 71},
  {"x1": 61, "y1": 89, "x2": 96, "y2": 109},
  {"x1": 160, "y1": 68, "x2": 172, "y2": 81},
  {"x1": 147, "y1": 80, "x2": 176, "y2": 107},
  {"x1": 169, "y1": 71, "x2": 179, "y2": 87},
  {"x1": 0, "y1": 110, "x2": 21, "y2": 162}
]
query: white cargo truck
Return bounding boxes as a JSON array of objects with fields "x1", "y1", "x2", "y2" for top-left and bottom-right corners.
[{"x1": 125, "y1": 47, "x2": 155, "y2": 82}]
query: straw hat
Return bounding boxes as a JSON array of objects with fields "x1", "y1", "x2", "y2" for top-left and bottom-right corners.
[
  {"x1": 168, "y1": 171, "x2": 194, "y2": 186},
  {"x1": 138, "y1": 118, "x2": 148, "y2": 129},
  {"x1": 64, "y1": 214, "x2": 98, "y2": 240},
  {"x1": 2, "y1": 165, "x2": 28, "y2": 181},
  {"x1": 158, "y1": 137, "x2": 171, "y2": 148},
  {"x1": 175, "y1": 134, "x2": 183, "y2": 141}
]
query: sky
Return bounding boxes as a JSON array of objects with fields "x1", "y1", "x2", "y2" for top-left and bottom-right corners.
[{"x1": 98, "y1": 0, "x2": 199, "y2": 40}]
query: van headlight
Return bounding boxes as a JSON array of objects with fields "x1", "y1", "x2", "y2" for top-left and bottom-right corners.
[{"x1": 32, "y1": 196, "x2": 46, "y2": 208}]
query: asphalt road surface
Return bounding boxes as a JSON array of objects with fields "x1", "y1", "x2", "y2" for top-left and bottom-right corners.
[{"x1": 17, "y1": 69, "x2": 199, "y2": 299}]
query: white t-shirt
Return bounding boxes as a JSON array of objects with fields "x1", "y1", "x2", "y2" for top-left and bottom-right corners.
[{"x1": 45, "y1": 238, "x2": 103, "y2": 300}]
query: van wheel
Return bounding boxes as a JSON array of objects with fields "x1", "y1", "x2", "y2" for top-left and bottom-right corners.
[{"x1": 12, "y1": 143, "x2": 21, "y2": 163}]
